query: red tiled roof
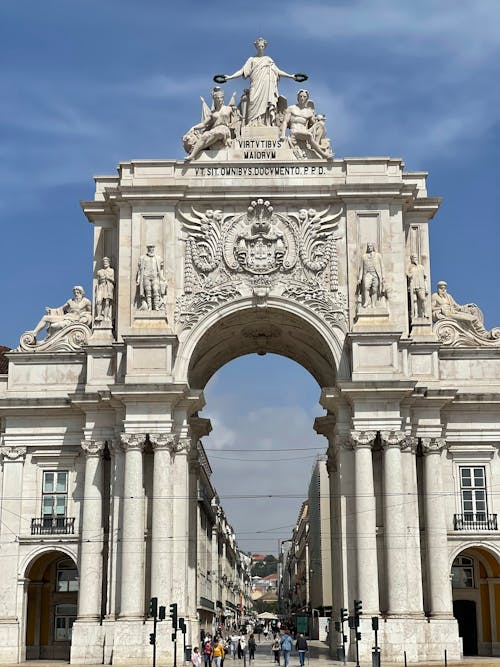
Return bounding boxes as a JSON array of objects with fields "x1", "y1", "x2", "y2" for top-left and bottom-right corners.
[{"x1": 0, "y1": 346, "x2": 10, "y2": 374}]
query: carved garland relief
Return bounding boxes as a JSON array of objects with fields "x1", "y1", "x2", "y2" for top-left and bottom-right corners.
[{"x1": 175, "y1": 198, "x2": 347, "y2": 330}]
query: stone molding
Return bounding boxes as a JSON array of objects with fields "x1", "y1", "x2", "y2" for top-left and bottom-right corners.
[
  {"x1": 421, "y1": 437, "x2": 447, "y2": 455},
  {"x1": 350, "y1": 430, "x2": 377, "y2": 449},
  {"x1": 80, "y1": 439, "x2": 106, "y2": 458},
  {"x1": 120, "y1": 433, "x2": 147, "y2": 452},
  {"x1": 0, "y1": 445, "x2": 27, "y2": 461}
]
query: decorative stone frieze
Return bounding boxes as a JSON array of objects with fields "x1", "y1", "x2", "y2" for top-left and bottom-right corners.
[
  {"x1": 175, "y1": 198, "x2": 346, "y2": 330},
  {"x1": 80, "y1": 439, "x2": 105, "y2": 457},
  {"x1": 0, "y1": 446, "x2": 27, "y2": 461}
]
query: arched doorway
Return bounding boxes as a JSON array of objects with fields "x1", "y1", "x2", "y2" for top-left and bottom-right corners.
[
  {"x1": 451, "y1": 547, "x2": 500, "y2": 656},
  {"x1": 25, "y1": 551, "x2": 78, "y2": 660}
]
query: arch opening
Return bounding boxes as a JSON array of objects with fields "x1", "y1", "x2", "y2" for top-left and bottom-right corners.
[
  {"x1": 24, "y1": 551, "x2": 78, "y2": 661},
  {"x1": 185, "y1": 304, "x2": 340, "y2": 390},
  {"x1": 451, "y1": 546, "x2": 500, "y2": 657}
]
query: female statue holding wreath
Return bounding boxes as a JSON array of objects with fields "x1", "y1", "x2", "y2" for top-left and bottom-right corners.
[{"x1": 216, "y1": 37, "x2": 307, "y2": 127}]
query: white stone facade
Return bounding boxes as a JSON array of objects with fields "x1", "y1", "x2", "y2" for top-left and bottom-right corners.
[{"x1": 0, "y1": 63, "x2": 499, "y2": 664}]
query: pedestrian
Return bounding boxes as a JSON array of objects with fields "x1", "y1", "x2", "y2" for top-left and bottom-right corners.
[
  {"x1": 192, "y1": 647, "x2": 202, "y2": 667},
  {"x1": 230, "y1": 633, "x2": 239, "y2": 659},
  {"x1": 212, "y1": 637, "x2": 225, "y2": 667},
  {"x1": 263, "y1": 626, "x2": 269, "y2": 640},
  {"x1": 280, "y1": 628, "x2": 293, "y2": 667},
  {"x1": 204, "y1": 635, "x2": 213, "y2": 667},
  {"x1": 295, "y1": 633, "x2": 308, "y2": 667},
  {"x1": 271, "y1": 635, "x2": 281, "y2": 665},
  {"x1": 248, "y1": 634, "x2": 256, "y2": 661}
]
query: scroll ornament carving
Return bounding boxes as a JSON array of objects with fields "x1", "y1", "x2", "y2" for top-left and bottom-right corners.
[
  {"x1": 350, "y1": 430, "x2": 377, "y2": 448},
  {"x1": 81, "y1": 440, "x2": 105, "y2": 457},
  {"x1": 0, "y1": 445, "x2": 27, "y2": 461},
  {"x1": 17, "y1": 286, "x2": 92, "y2": 353},
  {"x1": 170, "y1": 438, "x2": 193, "y2": 456},
  {"x1": 421, "y1": 437, "x2": 447, "y2": 455},
  {"x1": 175, "y1": 198, "x2": 346, "y2": 330},
  {"x1": 120, "y1": 433, "x2": 146, "y2": 452},
  {"x1": 432, "y1": 281, "x2": 500, "y2": 347},
  {"x1": 400, "y1": 436, "x2": 418, "y2": 453}
]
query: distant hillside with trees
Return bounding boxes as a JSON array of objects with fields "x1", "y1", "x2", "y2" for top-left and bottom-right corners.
[{"x1": 251, "y1": 554, "x2": 277, "y2": 577}]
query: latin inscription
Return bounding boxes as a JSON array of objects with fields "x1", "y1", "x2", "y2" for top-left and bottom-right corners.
[{"x1": 192, "y1": 165, "x2": 326, "y2": 177}]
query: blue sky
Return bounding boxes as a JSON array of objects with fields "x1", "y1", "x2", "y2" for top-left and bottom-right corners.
[{"x1": 1, "y1": 1, "x2": 500, "y2": 552}]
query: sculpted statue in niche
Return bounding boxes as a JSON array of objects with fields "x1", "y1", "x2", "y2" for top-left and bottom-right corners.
[
  {"x1": 29, "y1": 285, "x2": 92, "y2": 341},
  {"x1": 431, "y1": 280, "x2": 498, "y2": 341},
  {"x1": 95, "y1": 257, "x2": 115, "y2": 323},
  {"x1": 357, "y1": 242, "x2": 386, "y2": 309},
  {"x1": 136, "y1": 244, "x2": 166, "y2": 311},
  {"x1": 281, "y1": 90, "x2": 333, "y2": 160},
  {"x1": 183, "y1": 87, "x2": 237, "y2": 161},
  {"x1": 406, "y1": 254, "x2": 428, "y2": 320},
  {"x1": 217, "y1": 37, "x2": 306, "y2": 127}
]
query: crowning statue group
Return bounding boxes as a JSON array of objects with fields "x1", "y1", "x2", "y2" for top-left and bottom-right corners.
[{"x1": 192, "y1": 626, "x2": 308, "y2": 667}]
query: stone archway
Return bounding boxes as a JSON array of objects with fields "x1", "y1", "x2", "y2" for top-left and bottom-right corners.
[
  {"x1": 24, "y1": 550, "x2": 78, "y2": 660},
  {"x1": 451, "y1": 545, "x2": 500, "y2": 656}
]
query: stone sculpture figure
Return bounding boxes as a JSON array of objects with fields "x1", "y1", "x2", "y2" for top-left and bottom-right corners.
[
  {"x1": 136, "y1": 245, "x2": 166, "y2": 311},
  {"x1": 432, "y1": 281, "x2": 489, "y2": 336},
  {"x1": 406, "y1": 254, "x2": 428, "y2": 319},
  {"x1": 220, "y1": 37, "x2": 304, "y2": 127},
  {"x1": 358, "y1": 242, "x2": 385, "y2": 309},
  {"x1": 30, "y1": 286, "x2": 92, "y2": 341},
  {"x1": 95, "y1": 257, "x2": 115, "y2": 323},
  {"x1": 280, "y1": 89, "x2": 333, "y2": 159},
  {"x1": 183, "y1": 87, "x2": 235, "y2": 161}
]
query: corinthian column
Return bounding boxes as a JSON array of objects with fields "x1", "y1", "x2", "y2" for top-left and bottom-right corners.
[
  {"x1": 171, "y1": 437, "x2": 193, "y2": 605},
  {"x1": 381, "y1": 431, "x2": 407, "y2": 615},
  {"x1": 77, "y1": 439, "x2": 105, "y2": 621},
  {"x1": 351, "y1": 431, "x2": 379, "y2": 614},
  {"x1": 119, "y1": 433, "x2": 146, "y2": 619},
  {"x1": 150, "y1": 433, "x2": 176, "y2": 605},
  {"x1": 401, "y1": 437, "x2": 424, "y2": 615},
  {"x1": 422, "y1": 437, "x2": 453, "y2": 617}
]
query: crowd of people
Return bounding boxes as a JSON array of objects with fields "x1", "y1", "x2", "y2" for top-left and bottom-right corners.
[{"x1": 192, "y1": 624, "x2": 308, "y2": 667}]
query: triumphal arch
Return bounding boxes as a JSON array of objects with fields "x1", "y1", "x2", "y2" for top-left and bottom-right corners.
[{"x1": 1, "y1": 39, "x2": 500, "y2": 664}]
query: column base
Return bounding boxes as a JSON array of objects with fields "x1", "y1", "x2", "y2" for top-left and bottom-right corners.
[
  {"x1": 341, "y1": 616, "x2": 462, "y2": 663},
  {"x1": 111, "y1": 619, "x2": 175, "y2": 665},
  {"x1": 70, "y1": 620, "x2": 105, "y2": 664}
]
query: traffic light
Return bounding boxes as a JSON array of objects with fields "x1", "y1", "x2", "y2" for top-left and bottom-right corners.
[
  {"x1": 179, "y1": 617, "x2": 186, "y2": 634},
  {"x1": 354, "y1": 599, "x2": 362, "y2": 627},
  {"x1": 371, "y1": 616, "x2": 379, "y2": 631},
  {"x1": 340, "y1": 608, "x2": 348, "y2": 623},
  {"x1": 334, "y1": 621, "x2": 340, "y2": 632},
  {"x1": 169, "y1": 602, "x2": 178, "y2": 630},
  {"x1": 149, "y1": 633, "x2": 155, "y2": 645},
  {"x1": 356, "y1": 631, "x2": 361, "y2": 641},
  {"x1": 149, "y1": 597, "x2": 158, "y2": 618},
  {"x1": 348, "y1": 616, "x2": 355, "y2": 629},
  {"x1": 159, "y1": 606, "x2": 166, "y2": 621}
]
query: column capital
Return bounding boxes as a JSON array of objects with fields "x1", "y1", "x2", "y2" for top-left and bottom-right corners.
[
  {"x1": 120, "y1": 433, "x2": 147, "y2": 452},
  {"x1": 401, "y1": 436, "x2": 418, "y2": 453},
  {"x1": 150, "y1": 432, "x2": 177, "y2": 451},
  {"x1": 0, "y1": 445, "x2": 27, "y2": 461},
  {"x1": 81, "y1": 439, "x2": 106, "y2": 458},
  {"x1": 421, "y1": 437, "x2": 447, "y2": 455},
  {"x1": 380, "y1": 430, "x2": 406, "y2": 449},
  {"x1": 171, "y1": 437, "x2": 193, "y2": 456},
  {"x1": 350, "y1": 430, "x2": 377, "y2": 449}
]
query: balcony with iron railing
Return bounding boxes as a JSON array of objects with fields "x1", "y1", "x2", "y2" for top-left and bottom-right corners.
[
  {"x1": 453, "y1": 513, "x2": 497, "y2": 531},
  {"x1": 31, "y1": 517, "x2": 75, "y2": 535}
]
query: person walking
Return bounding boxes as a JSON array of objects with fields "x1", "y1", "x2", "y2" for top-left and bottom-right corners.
[
  {"x1": 271, "y1": 635, "x2": 281, "y2": 665},
  {"x1": 248, "y1": 634, "x2": 256, "y2": 662},
  {"x1": 192, "y1": 647, "x2": 202, "y2": 667},
  {"x1": 295, "y1": 633, "x2": 308, "y2": 667},
  {"x1": 203, "y1": 635, "x2": 213, "y2": 667},
  {"x1": 280, "y1": 629, "x2": 293, "y2": 667},
  {"x1": 212, "y1": 637, "x2": 225, "y2": 667},
  {"x1": 230, "y1": 633, "x2": 239, "y2": 659}
]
